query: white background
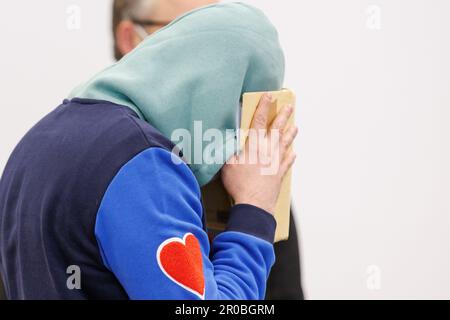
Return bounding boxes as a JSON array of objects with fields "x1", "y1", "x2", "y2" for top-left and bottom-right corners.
[{"x1": 1, "y1": 0, "x2": 449, "y2": 299}]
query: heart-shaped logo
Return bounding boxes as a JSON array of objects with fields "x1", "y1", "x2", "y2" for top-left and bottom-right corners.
[{"x1": 157, "y1": 233, "x2": 205, "y2": 299}]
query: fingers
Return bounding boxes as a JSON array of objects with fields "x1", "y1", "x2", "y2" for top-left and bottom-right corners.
[
  {"x1": 280, "y1": 150, "x2": 297, "y2": 177},
  {"x1": 279, "y1": 125, "x2": 298, "y2": 155},
  {"x1": 278, "y1": 125, "x2": 298, "y2": 176},
  {"x1": 251, "y1": 93, "x2": 272, "y2": 131},
  {"x1": 271, "y1": 105, "x2": 294, "y2": 132}
]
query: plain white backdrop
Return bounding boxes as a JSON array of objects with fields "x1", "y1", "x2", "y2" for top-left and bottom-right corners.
[{"x1": 1, "y1": 0, "x2": 449, "y2": 299}]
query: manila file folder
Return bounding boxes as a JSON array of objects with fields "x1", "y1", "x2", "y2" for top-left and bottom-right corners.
[{"x1": 202, "y1": 89, "x2": 296, "y2": 242}]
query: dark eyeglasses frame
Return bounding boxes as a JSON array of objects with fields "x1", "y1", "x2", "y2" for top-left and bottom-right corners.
[{"x1": 131, "y1": 18, "x2": 172, "y2": 28}]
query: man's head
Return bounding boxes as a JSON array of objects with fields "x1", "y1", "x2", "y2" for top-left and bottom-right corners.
[
  {"x1": 74, "y1": 2, "x2": 285, "y2": 185},
  {"x1": 113, "y1": 0, "x2": 218, "y2": 60}
]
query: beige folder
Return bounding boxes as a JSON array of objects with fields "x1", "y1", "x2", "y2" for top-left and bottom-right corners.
[{"x1": 202, "y1": 89, "x2": 296, "y2": 242}]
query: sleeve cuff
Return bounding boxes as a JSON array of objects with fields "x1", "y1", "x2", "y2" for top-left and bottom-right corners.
[{"x1": 225, "y1": 204, "x2": 277, "y2": 243}]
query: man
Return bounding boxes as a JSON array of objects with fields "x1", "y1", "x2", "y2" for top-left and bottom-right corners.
[
  {"x1": 111, "y1": 0, "x2": 304, "y2": 300},
  {"x1": 0, "y1": 2, "x2": 297, "y2": 299}
]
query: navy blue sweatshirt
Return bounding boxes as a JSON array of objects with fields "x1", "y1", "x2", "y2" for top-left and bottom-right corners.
[{"x1": 0, "y1": 99, "x2": 276, "y2": 300}]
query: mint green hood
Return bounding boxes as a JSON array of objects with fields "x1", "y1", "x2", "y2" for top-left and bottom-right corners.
[{"x1": 69, "y1": 2, "x2": 285, "y2": 186}]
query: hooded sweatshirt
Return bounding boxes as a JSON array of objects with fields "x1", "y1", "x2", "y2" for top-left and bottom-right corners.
[
  {"x1": 0, "y1": 3, "x2": 284, "y2": 300},
  {"x1": 70, "y1": 1, "x2": 285, "y2": 186}
]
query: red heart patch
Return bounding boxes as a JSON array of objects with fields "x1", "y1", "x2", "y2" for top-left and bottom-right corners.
[{"x1": 157, "y1": 233, "x2": 205, "y2": 299}]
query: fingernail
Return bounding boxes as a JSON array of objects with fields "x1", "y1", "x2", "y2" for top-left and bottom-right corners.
[
  {"x1": 286, "y1": 105, "x2": 293, "y2": 112},
  {"x1": 266, "y1": 93, "x2": 272, "y2": 101}
]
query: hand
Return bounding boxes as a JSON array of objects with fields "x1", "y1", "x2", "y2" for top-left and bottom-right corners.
[{"x1": 222, "y1": 93, "x2": 298, "y2": 215}]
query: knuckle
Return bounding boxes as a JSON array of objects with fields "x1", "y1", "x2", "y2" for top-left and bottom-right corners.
[
  {"x1": 281, "y1": 138, "x2": 289, "y2": 149},
  {"x1": 287, "y1": 131, "x2": 296, "y2": 142},
  {"x1": 254, "y1": 114, "x2": 267, "y2": 127}
]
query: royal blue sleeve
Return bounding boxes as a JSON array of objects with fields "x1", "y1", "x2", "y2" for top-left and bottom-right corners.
[{"x1": 95, "y1": 147, "x2": 276, "y2": 300}]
